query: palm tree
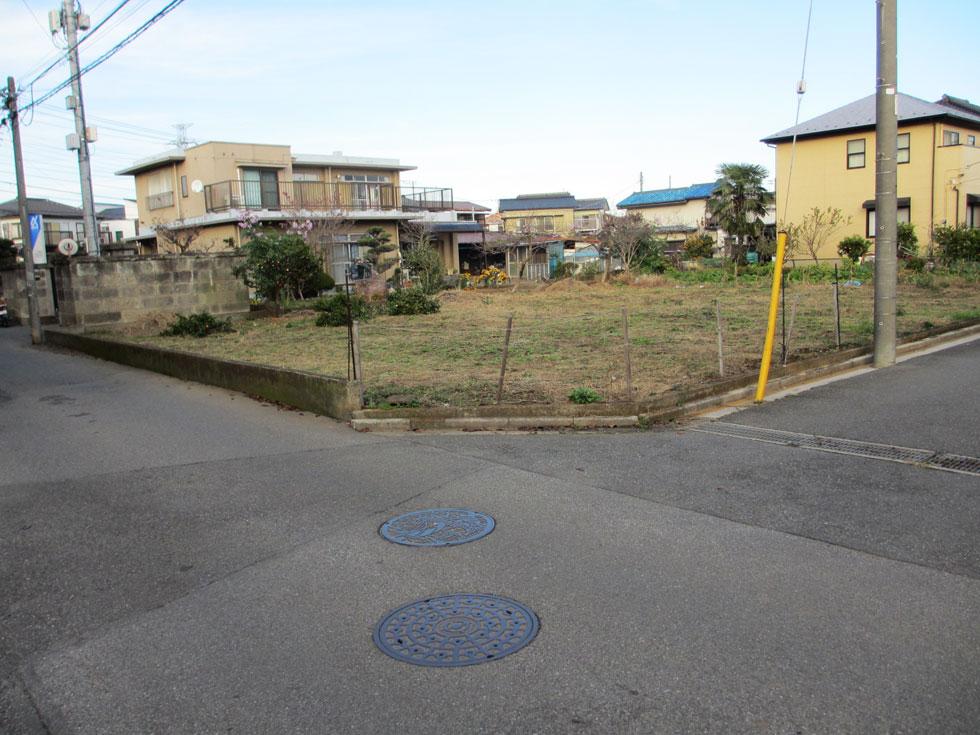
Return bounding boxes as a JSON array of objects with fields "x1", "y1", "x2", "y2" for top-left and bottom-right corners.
[{"x1": 707, "y1": 163, "x2": 770, "y2": 263}]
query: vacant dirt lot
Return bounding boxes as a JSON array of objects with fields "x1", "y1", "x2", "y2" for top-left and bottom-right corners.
[{"x1": 126, "y1": 272, "x2": 979, "y2": 407}]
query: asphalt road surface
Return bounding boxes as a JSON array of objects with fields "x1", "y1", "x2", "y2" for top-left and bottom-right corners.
[{"x1": 2, "y1": 325, "x2": 978, "y2": 734}]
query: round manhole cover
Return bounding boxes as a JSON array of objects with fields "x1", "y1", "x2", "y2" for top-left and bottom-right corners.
[
  {"x1": 373, "y1": 593, "x2": 539, "y2": 667},
  {"x1": 379, "y1": 508, "x2": 495, "y2": 547}
]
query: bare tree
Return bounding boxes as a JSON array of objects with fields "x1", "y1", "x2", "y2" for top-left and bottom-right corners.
[
  {"x1": 599, "y1": 212, "x2": 656, "y2": 276},
  {"x1": 153, "y1": 219, "x2": 204, "y2": 254},
  {"x1": 782, "y1": 207, "x2": 851, "y2": 261}
]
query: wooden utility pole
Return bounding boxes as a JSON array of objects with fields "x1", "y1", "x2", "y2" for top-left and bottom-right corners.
[
  {"x1": 873, "y1": 0, "x2": 898, "y2": 367},
  {"x1": 5, "y1": 77, "x2": 43, "y2": 344}
]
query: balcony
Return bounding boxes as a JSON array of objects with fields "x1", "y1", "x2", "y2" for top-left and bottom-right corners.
[{"x1": 204, "y1": 180, "x2": 453, "y2": 214}]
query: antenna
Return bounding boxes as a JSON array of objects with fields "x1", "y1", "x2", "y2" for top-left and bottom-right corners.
[{"x1": 170, "y1": 122, "x2": 195, "y2": 149}]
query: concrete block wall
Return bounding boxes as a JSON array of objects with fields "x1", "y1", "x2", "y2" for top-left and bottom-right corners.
[
  {"x1": 52, "y1": 253, "x2": 250, "y2": 328},
  {"x1": 0, "y1": 268, "x2": 57, "y2": 323}
]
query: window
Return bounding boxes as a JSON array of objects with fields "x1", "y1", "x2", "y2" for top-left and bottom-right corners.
[
  {"x1": 147, "y1": 170, "x2": 174, "y2": 210},
  {"x1": 847, "y1": 139, "x2": 866, "y2": 169},
  {"x1": 865, "y1": 199, "x2": 911, "y2": 238},
  {"x1": 240, "y1": 168, "x2": 280, "y2": 209},
  {"x1": 340, "y1": 174, "x2": 390, "y2": 183},
  {"x1": 897, "y1": 132, "x2": 910, "y2": 164},
  {"x1": 180, "y1": 175, "x2": 188, "y2": 198},
  {"x1": 968, "y1": 196, "x2": 979, "y2": 229},
  {"x1": 329, "y1": 233, "x2": 371, "y2": 283},
  {"x1": 969, "y1": 135, "x2": 977, "y2": 146},
  {"x1": 115, "y1": 230, "x2": 124, "y2": 242},
  {"x1": 943, "y1": 129, "x2": 960, "y2": 146}
]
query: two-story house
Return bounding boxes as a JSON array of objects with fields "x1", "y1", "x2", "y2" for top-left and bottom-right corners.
[
  {"x1": 762, "y1": 93, "x2": 980, "y2": 259},
  {"x1": 116, "y1": 141, "x2": 453, "y2": 282},
  {"x1": 498, "y1": 192, "x2": 608, "y2": 236},
  {"x1": 617, "y1": 183, "x2": 719, "y2": 253}
]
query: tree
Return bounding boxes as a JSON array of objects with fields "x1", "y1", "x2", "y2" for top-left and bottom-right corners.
[
  {"x1": 683, "y1": 233, "x2": 715, "y2": 259},
  {"x1": 233, "y1": 231, "x2": 321, "y2": 311},
  {"x1": 400, "y1": 221, "x2": 444, "y2": 294},
  {"x1": 153, "y1": 219, "x2": 205, "y2": 254},
  {"x1": 838, "y1": 235, "x2": 871, "y2": 263},
  {"x1": 781, "y1": 207, "x2": 850, "y2": 261},
  {"x1": 357, "y1": 226, "x2": 396, "y2": 273},
  {"x1": 897, "y1": 222, "x2": 918, "y2": 258},
  {"x1": 707, "y1": 163, "x2": 770, "y2": 263},
  {"x1": 599, "y1": 213, "x2": 657, "y2": 276}
]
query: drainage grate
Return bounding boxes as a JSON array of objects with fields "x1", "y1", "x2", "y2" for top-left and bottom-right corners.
[
  {"x1": 379, "y1": 508, "x2": 495, "y2": 547},
  {"x1": 373, "y1": 593, "x2": 539, "y2": 667},
  {"x1": 690, "y1": 422, "x2": 980, "y2": 476}
]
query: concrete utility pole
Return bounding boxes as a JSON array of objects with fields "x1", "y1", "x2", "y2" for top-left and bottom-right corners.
[
  {"x1": 5, "y1": 77, "x2": 44, "y2": 344},
  {"x1": 873, "y1": 0, "x2": 898, "y2": 367},
  {"x1": 60, "y1": 0, "x2": 101, "y2": 256}
]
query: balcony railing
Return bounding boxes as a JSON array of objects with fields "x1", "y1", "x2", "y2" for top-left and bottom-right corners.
[{"x1": 204, "y1": 180, "x2": 453, "y2": 214}]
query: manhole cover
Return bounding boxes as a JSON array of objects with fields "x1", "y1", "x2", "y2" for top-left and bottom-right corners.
[
  {"x1": 379, "y1": 508, "x2": 495, "y2": 547},
  {"x1": 373, "y1": 593, "x2": 539, "y2": 667}
]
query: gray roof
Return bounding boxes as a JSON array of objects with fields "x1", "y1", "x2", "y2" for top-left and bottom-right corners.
[
  {"x1": 0, "y1": 198, "x2": 83, "y2": 219},
  {"x1": 762, "y1": 93, "x2": 980, "y2": 143},
  {"x1": 499, "y1": 193, "x2": 609, "y2": 212}
]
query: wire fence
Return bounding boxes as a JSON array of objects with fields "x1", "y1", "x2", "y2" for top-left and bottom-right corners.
[{"x1": 349, "y1": 273, "x2": 923, "y2": 409}]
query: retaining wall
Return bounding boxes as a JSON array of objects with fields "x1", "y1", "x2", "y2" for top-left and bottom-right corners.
[
  {"x1": 44, "y1": 328, "x2": 361, "y2": 420},
  {"x1": 0, "y1": 268, "x2": 56, "y2": 323}
]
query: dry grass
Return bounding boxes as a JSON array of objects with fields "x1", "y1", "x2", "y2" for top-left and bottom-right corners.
[{"x1": 125, "y1": 272, "x2": 979, "y2": 408}]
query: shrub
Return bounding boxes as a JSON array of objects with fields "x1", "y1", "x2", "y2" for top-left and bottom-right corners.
[
  {"x1": 552, "y1": 261, "x2": 578, "y2": 280},
  {"x1": 577, "y1": 262, "x2": 603, "y2": 281},
  {"x1": 161, "y1": 311, "x2": 234, "y2": 338},
  {"x1": 933, "y1": 225, "x2": 980, "y2": 263},
  {"x1": 904, "y1": 256, "x2": 926, "y2": 272},
  {"x1": 635, "y1": 236, "x2": 669, "y2": 274},
  {"x1": 401, "y1": 242, "x2": 444, "y2": 294},
  {"x1": 386, "y1": 287, "x2": 440, "y2": 316},
  {"x1": 301, "y1": 269, "x2": 335, "y2": 298},
  {"x1": 898, "y1": 222, "x2": 918, "y2": 258},
  {"x1": 683, "y1": 233, "x2": 715, "y2": 259},
  {"x1": 838, "y1": 235, "x2": 871, "y2": 263},
  {"x1": 313, "y1": 293, "x2": 373, "y2": 327},
  {"x1": 0, "y1": 237, "x2": 16, "y2": 269},
  {"x1": 233, "y1": 231, "x2": 321, "y2": 307},
  {"x1": 568, "y1": 387, "x2": 602, "y2": 404}
]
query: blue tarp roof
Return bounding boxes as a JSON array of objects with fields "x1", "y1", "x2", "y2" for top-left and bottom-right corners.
[
  {"x1": 429, "y1": 222, "x2": 483, "y2": 233},
  {"x1": 617, "y1": 182, "x2": 716, "y2": 209}
]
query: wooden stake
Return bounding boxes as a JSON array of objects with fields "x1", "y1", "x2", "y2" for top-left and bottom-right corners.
[
  {"x1": 715, "y1": 299, "x2": 725, "y2": 377},
  {"x1": 782, "y1": 294, "x2": 800, "y2": 366},
  {"x1": 496, "y1": 314, "x2": 513, "y2": 405},
  {"x1": 622, "y1": 307, "x2": 633, "y2": 399}
]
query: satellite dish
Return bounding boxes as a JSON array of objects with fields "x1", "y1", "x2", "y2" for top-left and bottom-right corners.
[
  {"x1": 190, "y1": 179, "x2": 204, "y2": 193},
  {"x1": 57, "y1": 238, "x2": 79, "y2": 256}
]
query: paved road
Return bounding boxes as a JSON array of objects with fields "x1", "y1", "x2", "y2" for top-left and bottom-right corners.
[{"x1": 2, "y1": 326, "x2": 978, "y2": 734}]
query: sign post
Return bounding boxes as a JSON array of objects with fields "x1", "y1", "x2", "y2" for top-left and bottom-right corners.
[{"x1": 28, "y1": 214, "x2": 47, "y2": 265}]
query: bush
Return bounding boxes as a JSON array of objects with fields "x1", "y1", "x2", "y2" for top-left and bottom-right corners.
[
  {"x1": 401, "y1": 242, "x2": 444, "y2": 294},
  {"x1": 838, "y1": 235, "x2": 871, "y2": 263},
  {"x1": 568, "y1": 387, "x2": 601, "y2": 404},
  {"x1": 552, "y1": 261, "x2": 578, "y2": 280},
  {"x1": 313, "y1": 293, "x2": 373, "y2": 327},
  {"x1": 904, "y1": 256, "x2": 926, "y2": 272},
  {"x1": 233, "y1": 231, "x2": 321, "y2": 307},
  {"x1": 898, "y1": 222, "x2": 918, "y2": 258},
  {"x1": 301, "y1": 269, "x2": 335, "y2": 298},
  {"x1": 933, "y1": 225, "x2": 980, "y2": 263},
  {"x1": 683, "y1": 233, "x2": 715, "y2": 259},
  {"x1": 386, "y1": 287, "x2": 440, "y2": 316},
  {"x1": 577, "y1": 262, "x2": 603, "y2": 281},
  {"x1": 0, "y1": 238, "x2": 16, "y2": 269},
  {"x1": 636, "y1": 236, "x2": 669, "y2": 274},
  {"x1": 161, "y1": 311, "x2": 234, "y2": 338}
]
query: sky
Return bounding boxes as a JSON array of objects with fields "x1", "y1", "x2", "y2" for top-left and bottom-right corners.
[{"x1": 1, "y1": 0, "x2": 977, "y2": 211}]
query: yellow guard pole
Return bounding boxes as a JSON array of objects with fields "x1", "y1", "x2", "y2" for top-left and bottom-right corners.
[{"x1": 754, "y1": 231, "x2": 788, "y2": 402}]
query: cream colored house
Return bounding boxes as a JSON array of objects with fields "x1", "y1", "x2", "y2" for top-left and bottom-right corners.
[
  {"x1": 762, "y1": 93, "x2": 980, "y2": 259},
  {"x1": 617, "y1": 183, "x2": 719, "y2": 253},
  {"x1": 117, "y1": 141, "x2": 452, "y2": 282}
]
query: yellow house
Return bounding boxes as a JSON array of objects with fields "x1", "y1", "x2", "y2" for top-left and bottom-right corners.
[
  {"x1": 498, "y1": 192, "x2": 608, "y2": 236},
  {"x1": 762, "y1": 93, "x2": 980, "y2": 260},
  {"x1": 116, "y1": 141, "x2": 453, "y2": 282}
]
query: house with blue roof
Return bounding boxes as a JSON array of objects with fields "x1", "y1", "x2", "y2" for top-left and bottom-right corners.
[{"x1": 617, "y1": 183, "x2": 721, "y2": 253}]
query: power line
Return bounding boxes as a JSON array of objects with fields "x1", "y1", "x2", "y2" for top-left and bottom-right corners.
[
  {"x1": 22, "y1": 0, "x2": 188, "y2": 112},
  {"x1": 19, "y1": 0, "x2": 52, "y2": 38},
  {"x1": 20, "y1": 0, "x2": 134, "y2": 90}
]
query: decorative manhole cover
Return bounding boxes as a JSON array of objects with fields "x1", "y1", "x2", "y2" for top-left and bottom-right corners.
[
  {"x1": 379, "y1": 508, "x2": 495, "y2": 547},
  {"x1": 373, "y1": 593, "x2": 539, "y2": 667}
]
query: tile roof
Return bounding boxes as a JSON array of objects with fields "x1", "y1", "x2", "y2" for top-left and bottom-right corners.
[
  {"x1": 761, "y1": 93, "x2": 980, "y2": 143},
  {"x1": 499, "y1": 193, "x2": 608, "y2": 212},
  {"x1": 617, "y1": 183, "x2": 716, "y2": 209},
  {"x1": 0, "y1": 197, "x2": 84, "y2": 218}
]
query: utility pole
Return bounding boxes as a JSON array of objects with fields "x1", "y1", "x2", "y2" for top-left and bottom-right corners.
[
  {"x1": 57, "y1": 0, "x2": 100, "y2": 256},
  {"x1": 873, "y1": 0, "x2": 897, "y2": 367},
  {"x1": 639, "y1": 172, "x2": 643, "y2": 192},
  {"x1": 5, "y1": 77, "x2": 44, "y2": 344}
]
